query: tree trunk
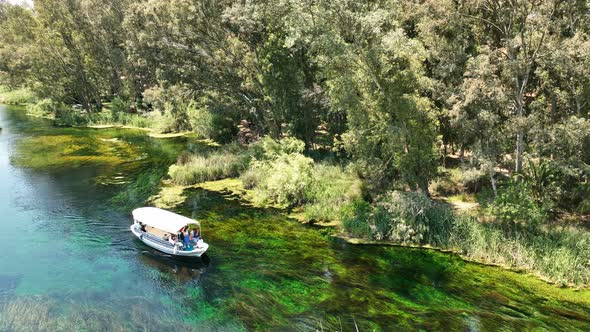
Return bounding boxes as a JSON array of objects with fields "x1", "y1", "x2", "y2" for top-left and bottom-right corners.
[
  {"x1": 490, "y1": 171, "x2": 497, "y2": 196},
  {"x1": 460, "y1": 144, "x2": 465, "y2": 172},
  {"x1": 516, "y1": 128, "x2": 524, "y2": 173},
  {"x1": 515, "y1": 82, "x2": 525, "y2": 174}
]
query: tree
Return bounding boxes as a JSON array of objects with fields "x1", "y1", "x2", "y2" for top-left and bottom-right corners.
[{"x1": 465, "y1": 0, "x2": 559, "y2": 173}]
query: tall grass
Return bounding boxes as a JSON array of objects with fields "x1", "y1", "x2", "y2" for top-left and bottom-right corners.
[
  {"x1": 341, "y1": 190, "x2": 590, "y2": 286},
  {"x1": 303, "y1": 164, "x2": 363, "y2": 221},
  {"x1": 54, "y1": 108, "x2": 153, "y2": 128},
  {"x1": 452, "y1": 218, "x2": 590, "y2": 286},
  {"x1": 0, "y1": 86, "x2": 36, "y2": 104},
  {"x1": 23, "y1": 97, "x2": 153, "y2": 127},
  {"x1": 169, "y1": 150, "x2": 251, "y2": 185}
]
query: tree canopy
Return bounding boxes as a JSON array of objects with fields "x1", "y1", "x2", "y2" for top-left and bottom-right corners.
[{"x1": 1, "y1": 0, "x2": 589, "y2": 207}]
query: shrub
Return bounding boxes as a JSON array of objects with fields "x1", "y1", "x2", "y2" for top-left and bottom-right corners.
[
  {"x1": 109, "y1": 97, "x2": 131, "y2": 115},
  {"x1": 241, "y1": 167, "x2": 264, "y2": 189},
  {"x1": 243, "y1": 136, "x2": 363, "y2": 213},
  {"x1": 376, "y1": 191, "x2": 455, "y2": 245},
  {"x1": 186, "y1": 100, "x2": 215, "y2": 139},
  {"x1": 341, "y1": 192, "x2": 590, "y2": 286},
  {"x1": 54, "y1": 107, "x2": 88, "y2": 126},
  {"x1": 461, "y1": 168, "x2": 488, "y2": 193},
  {"x1": 249, "y1": 153, "x2": 314, "y2": 208},
  {"x1": 115, "y1": 112, "x2": 152, "y2": 128},
  {"x1": 144, "y1": 85, "x2": 191, "y2": 133},
  {"x1": 26, "y1": 98, "x2": 64, "y2": 118},
  {"x1": 490, "y1": 179, "x2": 548, "y2": 227}
]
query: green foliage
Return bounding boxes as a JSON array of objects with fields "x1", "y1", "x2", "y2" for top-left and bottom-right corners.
[
  {"x1": 341, "y1": 191, "x2": 454, "y2": 244},
  {"x1": 26, "y1": 98, "x2": 63, "y2": 118},
  {"x1": 243, "y1": 137, "x2": 363, "y2": 213},
  {"x1": 248, "y1": 153, "x2": 314, "y2": 208},
  {"x1": 452, "y1": 216, "x2": 590, "y2": 286},
  {"x1": 109, "y1": 97, "x2": 131, "y2": 115},
  {"x1": 186, "y1": 100, "x2": 214, "y2": 139},
  {"x1": 251, "y1": 136, "x2": 306, "y2": 159},
  {"x1": 340, "y1": 199, "x2": 373, "y2": 239},
  {"x1": 490, "y1": 160, "x2": 563, "y2": 226},
  {"x1": 169, "y1": 150, "x2": 251, "y2": 186},
  {"x1": 303, "y1": 164, "x2": 363, "y2": 221},
  {"x1": 0, "y1": 87, "x2": 36, "y2": 104},
  {"x1": 143, "y1": 85, "x2": 192, "y2": 133},
  {"x1": 342, "y1": 193, "x2": 590, "y2": 285},
  {"x1": 377, "y1": 191, "x2": 455, "y2": 244},
  {"x1": 490, "y1": 180, "x2": 547, "y2": 226}
]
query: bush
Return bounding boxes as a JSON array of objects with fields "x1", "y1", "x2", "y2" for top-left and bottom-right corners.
[
  {"x1": 26, "y1": 98, "x2": 64, "y2": 118},
  {"x1": 54, "y1": 107, "x2": 88, "y2": 126},
  {"x1": 114, "y1": 112, "x2": 152, "y2": 128},
  {"x1": 490, "y1": 181, "x2": 544, "y2": 226},
  {"x1": 341, "y1": 192, "x2": 590, "y2": 286},
  {"x1": 248, "y1": 153, "x2": 314, "y2": 208},
  {"x1": 149, "y1": 111, "x2": 177, "y2": 133},
  {"x1": 109, "y1": 97, "x2": 131, "y2": 115},
  {"x1": 461, "y1": 168, "x2": 488, "y2": 193},
  {"x1": 342, "y1": 191, "x2": 454, "y2": 244},
  {"x1": 144, "y1": 85, "x2": 191, "y2": 133},
  {"x1": 243, "y1": 136, "x2": 363, "y2": 213},
  {"x1": 186, "y1": 100, "x2": 215, "y2": 139},
  {"x1": 376, "y1": 191, "x2": 455, "y2": 245}
]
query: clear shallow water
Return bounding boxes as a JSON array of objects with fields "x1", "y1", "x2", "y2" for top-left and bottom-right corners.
[{"x1": 1, "y1": 104, "x2": 590, "y2": 331}]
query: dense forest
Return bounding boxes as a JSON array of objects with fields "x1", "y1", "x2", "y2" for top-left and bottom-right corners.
[{"x1": 1, "y1": 0, "x2": 590, "y2": 285}]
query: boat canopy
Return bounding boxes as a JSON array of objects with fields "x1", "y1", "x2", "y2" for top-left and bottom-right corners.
[{"x1": 132, "y1": 207, "x2": 199, "y2": 234}]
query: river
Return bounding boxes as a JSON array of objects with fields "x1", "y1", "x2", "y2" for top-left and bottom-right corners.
[{"x1": 0, "y1": 104, "x2": 589, "y2": 331}]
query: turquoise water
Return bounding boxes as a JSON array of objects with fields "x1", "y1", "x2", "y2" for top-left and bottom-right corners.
[{"x1": 1, "y1": 104, "x2": 590, "y2": 331}]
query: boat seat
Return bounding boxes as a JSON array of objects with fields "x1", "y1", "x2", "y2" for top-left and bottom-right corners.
[
  {"x1": 142, "y1": 232, "x2": 175, "y2": 248},
  {"x1": 145, "y1": 225, "x2": 169, "y2": 238}
]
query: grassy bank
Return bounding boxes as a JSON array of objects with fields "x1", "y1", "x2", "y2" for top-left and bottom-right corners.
[
  {"x1": 167, "y1": 137, "x2": 363, "y2": 222},
  {"x1": 160, "y1": 136, "x2": 590, "y2": 287},
  {"x1": 0, "y1": 87, "x2": 155, "y2": 129},
  {"x1": 339, "y1": 191, "x2": 590, "y2": 286}
]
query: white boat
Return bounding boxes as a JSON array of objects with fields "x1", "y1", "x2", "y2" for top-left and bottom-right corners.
[{"x1": 130, "y1": 207, "x2": 209, "y2": 257}]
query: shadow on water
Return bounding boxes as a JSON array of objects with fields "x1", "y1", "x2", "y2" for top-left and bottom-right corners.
[{"x1": 136, "y1": 248, "x2": 210, "y2": 284}]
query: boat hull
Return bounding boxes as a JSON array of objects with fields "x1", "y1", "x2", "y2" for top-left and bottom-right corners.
[{"x1": 130, "y1": 224, "x2": 208, "y2": 257}]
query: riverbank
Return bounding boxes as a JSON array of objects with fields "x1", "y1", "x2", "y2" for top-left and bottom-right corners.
[
  {"x1": 0, "y1": 88, "x2": 186, "y2": 137},
  {"x1": 4, "y1": 103, "x2": 590, "y2": 330},
  {"x1": 4, "y1": 96, "x2": 590, "y2": 288},
  {"x1": 150, "y1": 174, "x2": 590, "y2": 288}
]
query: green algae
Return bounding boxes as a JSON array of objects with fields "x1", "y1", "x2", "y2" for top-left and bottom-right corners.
[
  {"x1": 169, "y1": 186, "x2": 590, "y2": 330},
  {"x1": 3, "y1": 104, "x2": 590, "y2": 331},
  {"x1": 12, "y1": 134, "x2": 136, "y2": 169}
]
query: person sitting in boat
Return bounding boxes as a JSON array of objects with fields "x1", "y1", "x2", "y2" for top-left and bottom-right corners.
[
  {"x1": 183, "y1": 230, "x2": 192, "y2": 250},
  {"x1": 191, "y1": 229, "x2": 204, "y2": 248},
  {"x1": 168, "y1": 234, "x2": 176, "y2": 245},
  {"x1": 139, "y1": 223, "x2": 146, "y2": 232}
]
